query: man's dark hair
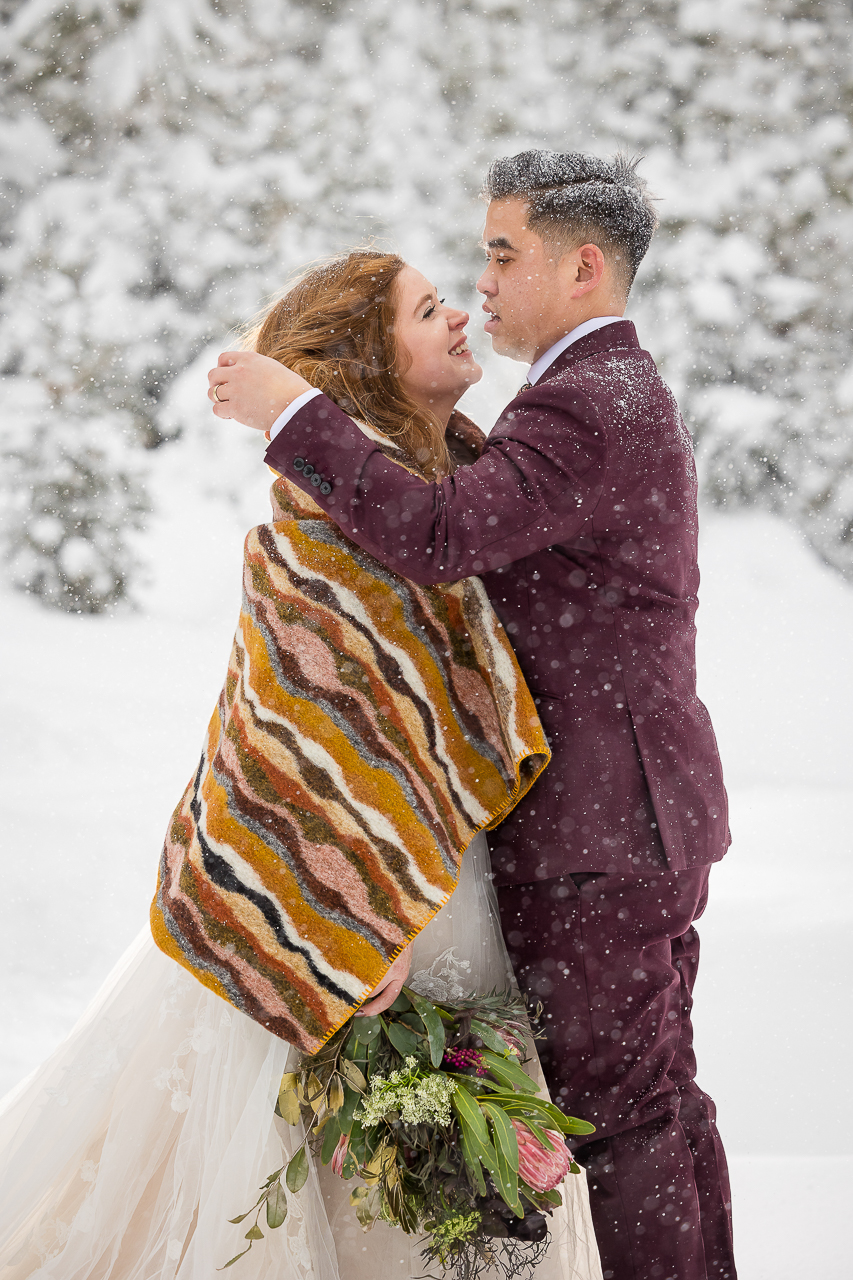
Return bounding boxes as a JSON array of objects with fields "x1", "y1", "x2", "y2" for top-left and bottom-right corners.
[{"x1": 482, "y1": 150, "x2": 658, "y2": 293}]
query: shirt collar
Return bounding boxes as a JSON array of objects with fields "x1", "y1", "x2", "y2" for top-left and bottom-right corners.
[{"x1": 527, "y1": 316, "x2": 624, "y2": 385}]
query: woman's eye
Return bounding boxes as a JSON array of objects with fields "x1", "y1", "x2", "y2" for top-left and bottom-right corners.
[{"x1": 423, "y1": 305, "x2": 436, "y2": 319}]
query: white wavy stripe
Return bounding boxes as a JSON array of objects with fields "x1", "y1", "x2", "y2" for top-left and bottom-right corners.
[
  {"x1": 468, "y1": 578, "x2": 531, "y2": 760},
  {"x1": 194, "y1": 782, "x2": 368, "y2": 1001},
  {"x1": 235, "y1": 620, "x2": 450, "y2": 908},
  {"x1": 270, "y1": 527, "x2": 491, "y2": 826}
]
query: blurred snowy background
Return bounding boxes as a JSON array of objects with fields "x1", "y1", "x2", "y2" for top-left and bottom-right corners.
[{"x1": 0, "y1": 0, "x2": 851, "y2": 1276}]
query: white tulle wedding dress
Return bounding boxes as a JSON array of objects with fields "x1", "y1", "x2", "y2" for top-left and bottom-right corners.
[{"x1": 0, "y1": 835, "x2": 602, "y2": 1280}]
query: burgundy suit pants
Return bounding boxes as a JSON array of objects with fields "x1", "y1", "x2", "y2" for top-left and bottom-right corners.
[{"x1": 497, "y1": 868, "x2": 736, "y2": 1280}]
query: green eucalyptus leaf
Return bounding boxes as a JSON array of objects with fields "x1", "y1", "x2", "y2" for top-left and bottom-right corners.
[
  {"x1": 450, "y1": 1072, "x2": 487, "y2": 1096},
  {"x1": 451, "y1": 1086, "x2": 490, "y2": 1147},
  {"x1": 305, "y1": 1071, "x2": 326, "y2": 1113},
  {"x1": 480, "y1": 1103, "x2": 522, "y2": 1215},
  {"x1": 351, "y1": 1183, "x2": 383, "y2": 1229},
  {"x1": 285, "y1": 1146, "x2": 310, "y2": 1194},
  {"x1": 244, "y1": 1224, "x2": 264, "y2": 1241},
  {"x1": 337, "y1": 1083, "x2": 361, "y2": 1136},
  {"x1": 385, "y1": 1178, "x2": 420, "y2": 1233},
  {"x1": 265, "y1": 1181, "x2": 288, "y2": 1229},
  {"x1": 481, "y1": 1100, "x2": 520, "y2": 1174},
  {"x1": 347, "y1": 1117, "x2": 368, "y2": 1166},
  {"x1": 387, "y1": 990, "x2": 413, "y2": 1013},
  {"x1": 366, "y1": 1033, "x2": 382, "y2": 1073},
  {"x1": 328, "y1": 1075, "x2": 346, "y2": 1114},
  {"x1": 276, "y1": 1083, "x2": 302, "y2": 1126},
  {"x1": 499, "y1": 1096, "x2": 572, "y2": 1131},
  {"x1": 480, "y1": 1049, "x2": 540, "y2": 1094},
  {"x1": 338, "y1": 1058, "x2": 367, "y2": 1092},
  {"x1": 524, "y1": 1097, "x2": 578, "y2": 1130},
  {"x1": 345, "y1": 1027, "x2": 362, "y2": 1058},
  {"x1": 320, "y1": 1114, "x2": 342, "y2": 1165},
  {"x1": 353, "y1": 1015, "x2": 382, "y2": 1043},
  {"x1": 404, "y1": 988, "x2": 446, "y2": 1068},
  {"x1": 457, "y1": 1118, "x2": 487, "y2": 1196},
  {"x1": 563, "y1": 1116, "x2": 596, "y2": 1135},
  {"x1": 516, "y1": 1116, "x2": 558, "y2": 1153},
  {"x1": 227, "y1": 1211, "x2": 251, "y2": 1224},
  {"x1": 222, "y1": 1246, "x2": 252, "y2": 1267},
  {"x1": 384, "y1": 1019, "x2": 423, "y2": 1059},
  {"x1": 452, "y1": 1108, "x2": 480, "y2": 1163},
  {"x1": 470, "y1": 1018, "x2": 516, "y2": 1057}
]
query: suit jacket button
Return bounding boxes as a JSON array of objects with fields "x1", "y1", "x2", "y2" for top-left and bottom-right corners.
[
  {"x1": 293, "y1": 457, "x2": 306, "y2": 471},
  {"x1": 310, "y1": 472, "x2": 323, "y2": 488},
  {"x1": 302, "y1": 463, "x2": 315, "y2": 477},
  {"x1": 320, "y1": 481, "x2": 332, "y2": 496}
]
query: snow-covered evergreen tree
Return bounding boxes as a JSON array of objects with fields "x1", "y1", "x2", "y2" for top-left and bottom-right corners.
[
  {"x1": 0, "y1": 0, "x2": 320, "y2": 609},
  {"x1": 1, "y1": 0, "x2": 852, "y2": 609},
  {"x1": 578, "y1": 0, "x2": 853, "y2": 576}
]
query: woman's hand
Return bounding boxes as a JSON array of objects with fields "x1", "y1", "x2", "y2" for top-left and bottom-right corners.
[
  {"x1": 356, "y1": 946, "x2": 413, "y2": 1018},
  {"x1": 208, "y1": 351, "x2": 311, "y2": 431}
]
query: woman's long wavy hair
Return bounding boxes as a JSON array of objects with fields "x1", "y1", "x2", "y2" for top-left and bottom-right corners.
[{"x1": 247, "y1": 249, "x2": 452, "y2": 479}]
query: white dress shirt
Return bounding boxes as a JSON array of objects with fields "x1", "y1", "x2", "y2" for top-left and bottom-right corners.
[
  {"x1": 526, "y1": 316, "x2": 624, "y2": 385},
  {"x1": 268, "y1": 386, "x2": 323, "y2": 443}
]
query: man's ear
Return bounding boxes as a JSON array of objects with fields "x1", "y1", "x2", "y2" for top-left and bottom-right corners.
[{"x1": 574, "y1": 243, "x2": 606, "y2": 291}]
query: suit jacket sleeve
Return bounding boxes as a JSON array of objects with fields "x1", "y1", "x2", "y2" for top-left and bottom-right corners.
[{"x1": 263, "y1": 384, "x2": 607, "y2": 585}]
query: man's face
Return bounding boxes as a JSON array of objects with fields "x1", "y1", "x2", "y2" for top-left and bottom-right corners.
[{"x1": 476, "y1": 198, "x2": 584, "y2": 364}]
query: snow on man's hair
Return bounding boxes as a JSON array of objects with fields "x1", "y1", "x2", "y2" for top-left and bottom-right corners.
[{"x1": 483, "y1": 151, "x2": 658, "y2": 291}]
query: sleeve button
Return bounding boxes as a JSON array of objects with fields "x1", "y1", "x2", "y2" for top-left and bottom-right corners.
[
  {"x1": 320, "y1": 481, "x2": 332, "y2": 496},
  {"x1": 293, "y1": 457, "x2": 306, "y2": 471},
  {"x1": 310, "y1": 473, "x2": 323, "y2": 488},
  {"x1": 302, "y1": 463, "x2": 315, "y2": 477}
]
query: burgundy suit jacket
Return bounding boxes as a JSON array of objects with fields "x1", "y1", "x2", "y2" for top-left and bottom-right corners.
[{"x1": 265, "y1": 321, "x2": 730, "y2": 882}]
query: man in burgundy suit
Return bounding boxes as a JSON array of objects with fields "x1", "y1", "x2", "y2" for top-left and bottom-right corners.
[{"x1": 209, "y1": 152, "x2": 736, "y2": 1280}]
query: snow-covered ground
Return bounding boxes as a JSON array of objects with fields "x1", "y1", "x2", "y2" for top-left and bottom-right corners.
[{"x1": 1, "y1": 416, "x2": 851, "y2": 1274}]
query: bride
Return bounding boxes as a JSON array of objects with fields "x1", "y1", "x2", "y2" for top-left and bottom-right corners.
[{"x1": 0, "y1": 250, "x2": 602, "y2": 1280}]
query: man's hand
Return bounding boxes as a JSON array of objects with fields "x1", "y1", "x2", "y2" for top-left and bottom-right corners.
[
  {"x1": 356, "y1": 946, "x2": 413, "y2": 1018},
  {"x1": 208, "y1": 351, "x2": 312, "y2": 431}
]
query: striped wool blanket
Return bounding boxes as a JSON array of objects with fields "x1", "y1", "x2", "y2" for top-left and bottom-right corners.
[{"x1": 151, "y1": 458, "x2": 549, "y2": 1054}]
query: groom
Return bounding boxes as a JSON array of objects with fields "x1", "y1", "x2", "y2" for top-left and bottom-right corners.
[{"x1": 209, "y1": 151, "x2": 735, "y2": 1280}]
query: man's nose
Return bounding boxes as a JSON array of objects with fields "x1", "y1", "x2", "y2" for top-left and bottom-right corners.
[{"x1": 476, "y1": 268, "x2": 495, "y2": 295}]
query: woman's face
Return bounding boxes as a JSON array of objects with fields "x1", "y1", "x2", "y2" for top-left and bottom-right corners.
[{"x1": 392, "y1": 266, "x2": 483, "y2": 420}]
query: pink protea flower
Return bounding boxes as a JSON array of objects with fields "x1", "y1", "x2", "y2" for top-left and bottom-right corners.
[
  {"x1": 512, "y1": 1121, "x2": 571, "y2": 1192},
  {"x1": 331, "y1": 1133, "x2": 349, "y2": 1177}
]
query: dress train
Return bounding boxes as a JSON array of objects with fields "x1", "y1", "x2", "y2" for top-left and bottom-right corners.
[{"x1": 0, "y1": 836, "x2": 602, "y2": 1280}]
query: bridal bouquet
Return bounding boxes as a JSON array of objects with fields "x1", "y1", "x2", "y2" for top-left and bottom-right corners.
[{"x1": 225, "y1": 987, "x2": 595, "y2": 1279}]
